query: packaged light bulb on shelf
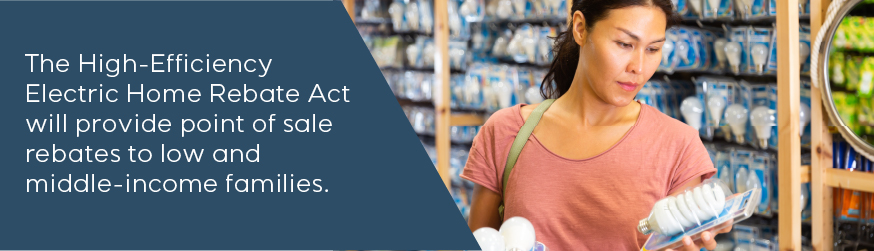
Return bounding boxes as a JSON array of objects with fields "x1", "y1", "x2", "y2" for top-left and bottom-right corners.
[
  {"x1": 458, "y1": 0, "x2": 485, "y2": 22},
  {"x1": 702, "y1": 0, "x2": 734, "y2": 20},
  {"x1": 746, "y1": 27, "x2": 772, "y2": 75},
  {"x1": 730, "y1": 149, "x2": 753, "y2": 197},
  {"x1": 449, "y1": 41, "x2": 470, "y2": 70},
  {"x1": 716, "y1": 149, "x2": 733, "y2": 188},
  {"x1": 750, "y1": 152, "x2": 773, "y2": 216},
  {"x1": 728, "y1": 26, "x2": 748, "y2": 74},
  {"x1": 799, "y1": 25, "x2": 812, "y2": 75},
  {"x1": 800, "y1": 81, "x2": 812, "y2": 147},
  {"x1": 737, "y1": 0, "x2": 770, "y2": 20},
  {"x1": 638, "y1": 178, "x2": 762, "y2": 251}
]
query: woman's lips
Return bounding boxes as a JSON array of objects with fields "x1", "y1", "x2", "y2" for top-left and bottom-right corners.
[{"x1": 617, "y1": 81, "x2": 638, "y2": 91}]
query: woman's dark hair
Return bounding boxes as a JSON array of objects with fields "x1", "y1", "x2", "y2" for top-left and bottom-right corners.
[{"x1": 541, "y1": 0, "x2": 679, "y2": 99}]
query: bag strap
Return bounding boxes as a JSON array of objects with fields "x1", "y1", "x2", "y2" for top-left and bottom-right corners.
[{"x1": 498, "y1": 99, "x2": 555, "y2": 220}]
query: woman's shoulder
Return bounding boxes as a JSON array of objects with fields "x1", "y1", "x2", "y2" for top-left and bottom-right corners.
[{"x1": 483, "y1": 104, "x2": 526, "y2": 130}]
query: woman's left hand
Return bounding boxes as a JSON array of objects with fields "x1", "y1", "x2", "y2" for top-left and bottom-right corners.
[{"x1": 664, "y1": 221, "x2": 733, "y2": 251}]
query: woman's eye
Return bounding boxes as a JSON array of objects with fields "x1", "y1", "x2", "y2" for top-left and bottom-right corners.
[
  {"x1": 617, "y1": 42, "x2": 633, "y2": 49},
  {"x1": 647, "y1": 47, "x2": 660, "y2": 53}
]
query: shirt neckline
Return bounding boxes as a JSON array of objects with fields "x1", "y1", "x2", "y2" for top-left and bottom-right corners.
[{"x1": 515, "y1": 101, "x2": 648, "y2": 162}]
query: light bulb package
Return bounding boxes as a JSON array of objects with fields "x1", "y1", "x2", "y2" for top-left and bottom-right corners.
[
  {"x1": 674, "y1": 28, "x2": 703, "y2": 71},
  {"x1": 639, "y1": 179, "x2": 761, "y2": 251},
  {"x1": 766, "y1": 85, "x2": 778, "y2": 150},
  {"x1": 463, "y1": 63, "x2": 487, "y2": 110},
  {"x1": 750, "y1": 152, "x2": 772, "y2": 216},
  {"x1": 703, "y1": 0, "x2": 734, "y2": 20},
  {"x1": 448, "y1": 0, "x2": 471, "y2": 40},
  {"x1": 731, "y1": 149, "x2": 752, "y2": 194},
  {"x1": 659, "y1": 32, "x2": 679, "y2": 73},
  {"x1": 701, "y1": 76, "x2": 736, "y2": 140},
  {"x1": 800, "y1": 25, "x2": 812, "y2": 75},
  {"x1": 749, "y1": 84, "x2": 777, "y2": 149},
  {"x1": 746, "y1": 27, "x2": 772, "y2": 75},
  {"x1": 449, "y1": 41, "x2": 470, "y2": 70},
  {"x1": 738, "y1": 80, "x2": 756, "y2": 146},
  {"x1": 740, "y1": 0, "x2": 769, "y2": 20},
  {"x1": 693, "y1": 80, "x2": 715, "y2": 139},
  {"x1": 717, "y1": 150, "x2": 733, "y2": 188},
  {"x1": 728, "y1": 26, "x2": 748, "y2": 75},
  {"x1": 801, "y1": 81, "x2": 812, "y2": 147},
  {"x1": 457, "y1": 0, "x2": 485, "y2": 22}
]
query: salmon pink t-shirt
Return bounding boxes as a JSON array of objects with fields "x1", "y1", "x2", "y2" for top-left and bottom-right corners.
[{"x1": 461, "y1": 102, "x2": 716, "y2": 251}]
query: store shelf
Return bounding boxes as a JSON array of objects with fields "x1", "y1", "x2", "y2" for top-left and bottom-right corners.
[
  {"x1": 824, "y1": 168, "x2": 874, "y2": 193},
  {"x1": 450, "y1": 113, "x2": 484, "y2": 126}
]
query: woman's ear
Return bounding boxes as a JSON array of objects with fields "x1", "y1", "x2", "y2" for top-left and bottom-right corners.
[{"x1": 572, "y1": 10, "x2": 586, "y2": 46}]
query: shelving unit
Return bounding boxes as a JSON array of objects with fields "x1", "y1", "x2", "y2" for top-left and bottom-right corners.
[{"x1": 809, "y1": 0, "x2": 874, "y2": 250}]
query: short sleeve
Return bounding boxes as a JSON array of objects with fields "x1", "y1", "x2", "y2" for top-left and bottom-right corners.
[
  {"x1": 667, "y1": 129, "x2": 717, "y2": 195},
  {"x1": 460, "y1": 120, "x2": 502, "y2": 196},
  {"x1": 460, "y1": 106, "x2": 524, "y2": 196}
]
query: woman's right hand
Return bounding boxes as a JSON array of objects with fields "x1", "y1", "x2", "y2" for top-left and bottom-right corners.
[{"x1": 467, "y1": 184, "x2": 503, "y2": 231}]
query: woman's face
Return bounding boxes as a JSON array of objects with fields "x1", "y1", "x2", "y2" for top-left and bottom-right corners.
[{"x1": 573, "y1": 6, "x2": 667, "y2": 107}]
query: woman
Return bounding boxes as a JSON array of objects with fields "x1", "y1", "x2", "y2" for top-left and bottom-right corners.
[{"x1": 461, "y1": 0, "x2": 730, "y2": 250}]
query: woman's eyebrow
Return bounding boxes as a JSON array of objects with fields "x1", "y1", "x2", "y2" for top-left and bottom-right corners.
[{"x1": 616, "y1": 27, "x2": 666, "y2": 44}]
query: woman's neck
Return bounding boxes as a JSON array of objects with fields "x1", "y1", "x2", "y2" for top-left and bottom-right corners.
[{"x1": 552, "y1": 75, "x2": 641, "y2": 127}]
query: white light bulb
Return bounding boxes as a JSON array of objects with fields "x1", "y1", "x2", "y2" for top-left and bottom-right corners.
[
  {"x1": 522, "y1": 33, "x2": 537, "y2": 63},
  {"x1": 638, "y1": 198, "x2": 684, "y2": 236},
  {"x1": 799, "y1": 103, "x2": 811, "y2": 137},
  {"x1": 552, "y1": 0, "x2": 563, "y2": 16},
  {"x1": 693, "y1": 186, "x2": 717, "y2": 218},
  {"x1": 800, "y1": 184, "x2": 809, "y2": 211},
  {"x1": 675, "y1": 193, "x2": 698, "y2": 224},
  {"x1": 388, "y1": 2, "x2": 405, "y2": 30},
  {"x1": 493, "y1": 36, "x2": 508, "y2": 57},
  {"x1": 750, "y1": 106, "x2": 776, "y2": 149},
  {"x1": 689, "y1": 0, "x2": 702, "y2": 15},
  {"x1": 464, "y1": 78, "x2": 481, "y2": 105},
  {"x1": 800, "y1": 42, "x2": 810, "y2": 68},
  {"x1": 525, "y1": 87, "x2": 544, "y2": 104},
  {"x1": 500, "y1": 216, "x2": 536, "y2": 251},
  {"x1": 661, "y1": 40, "x2": 674, "y2": 65},
  {"x1": 460, "y1": 0, "x2": 477, "y2": 20},
  {"x1": 710, "y1": 183, "x2": 727, "y2": 213},
  {"x1": 734, "y1": 167, "x2": 748, "y2": 193},
  {"x1": 667, "y1": 196, "x2": 694, "y2": 228},
  {"x1": 507, "y1": 33, "x2": 524, "y2": 62},
  {"x1": 751, "y1": 44, "x2": 769, "y2": 74},
  {"x1": 714, "y1": 38, "x2": 728, "y2": 69},
  {"x1": 406, "y1": 44, "x2": 419, "y2": 66},
  {"x1": 676, "y1": 41, "x2": 690, "y2": 64},
  {"x1": 497, "y1": 0, "x2": 513, "y2": 19},
  {"x1": 493, "y1": 81, "x2": 513, "y2": 108},
  {"x1": 680, "y1": 96, "x2": 704, "y2": 131},
  {"x1": 449, "y1": 3, "x2": 462, "y2": 37},
  {"x1": 724, "y1": 104, "x2": 749, "y2": 144},
  {"x1": 512, "y1": 0, "x2": 527, "y2": 19},
  {"x1": 707, "y1": 93, "x2": 727, "y2": 127},
  {"x1": 708, "y1": 0, "x2": 721, "y2": 16},
  {"x1": 473, "y1": 227, "x2": 505, "y2": 251},
  {"x1": 405, "y1": 2, "x2": 419, "y2": 31},
  {"x1": 684, "y1": 190, "x2": 712, "y2": 222},
  {"x1": 724, "y1": 42, "x2": 742, "y2": 74}
]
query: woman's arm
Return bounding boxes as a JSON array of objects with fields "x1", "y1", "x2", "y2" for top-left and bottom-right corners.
[{"x1": 467, "y1": 184, "x2": 503, "y2": 231}]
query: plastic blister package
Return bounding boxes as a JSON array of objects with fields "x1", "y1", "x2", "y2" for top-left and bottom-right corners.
[{"x1": 639, "y1": 179, "x2": 761, "y2": 251}]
